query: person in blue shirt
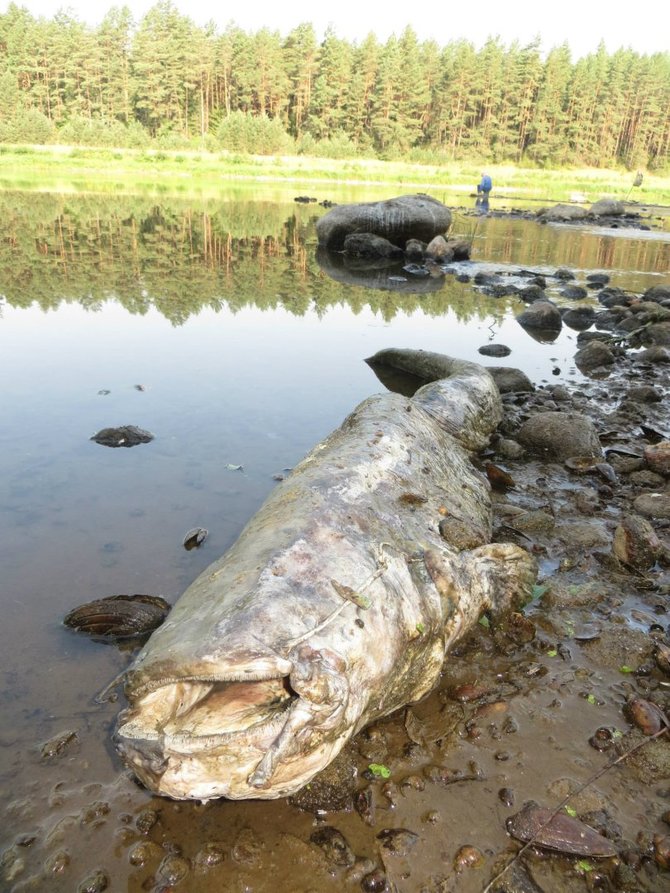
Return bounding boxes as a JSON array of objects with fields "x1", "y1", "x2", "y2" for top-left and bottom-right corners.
[{"x1": 477, "y1": 172, "x2": 492, "y2": 195}]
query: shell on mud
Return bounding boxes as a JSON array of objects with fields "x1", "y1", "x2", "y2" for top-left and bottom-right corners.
[
  {"x1": 63, "y1": 594, "x2": 170, "y2": 640},
  {"x1": 625, "y1": 697, "x2": 665, "y2": 736},
  {"x1": 183, "y1": 527, "x2": 208, "y2": 551},
  {"x1": 506, "y1": 802, "x2": 618, "y2": 857},
  {"x1": 655, "y1": 643, "x2": 670, "y2": 676},
  {"x1": 564, "y1": 456, "x2": 600, "y2": 474}
]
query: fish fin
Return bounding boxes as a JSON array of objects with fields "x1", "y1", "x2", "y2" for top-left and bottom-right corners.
[
  {"x1": 424, "y1": 543, "x2": 536, "y2": 635},
  {"x1": 465, "y1": 543, "x2": 538, "y2": 622}
]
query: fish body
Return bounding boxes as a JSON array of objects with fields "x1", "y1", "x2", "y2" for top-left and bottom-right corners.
[{"x1": 115, "y1": 350, "x2": 536, "y2": 800}]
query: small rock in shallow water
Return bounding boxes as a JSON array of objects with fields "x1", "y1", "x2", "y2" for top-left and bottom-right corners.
[
  {"x1": 90, "y1": 425, "x2": 154, "y2": 447},
  {"x1": 478, "y1": 344, "x2": 511, "y2": 358},
  {"x1": 76, "y1": 869, "x2": 109, "y2": 892},
  {"x1": 309, "y1": 827, "x2": 356, "y2": 867}
]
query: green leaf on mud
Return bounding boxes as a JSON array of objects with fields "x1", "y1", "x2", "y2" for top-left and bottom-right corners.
[
  {"x1": 368, "y1": 763, "x2": 391, "y2": 779},
  {"x1": 478, "y1": 615, "x2": 490, "y2": 629},
  {"x1": 619, "y1": 665, "x2": 634, "y2": 674},
  {"x1": 416, "y1": 622, "x2": 425, "y2": 634},
  {"x1": 587, "y1": 694, "x2": 597, "y2": 705},
  {"x1": 547, "y1": 649, "x2": 558, "y2": 657},
  {"x1": 564, "y1": 805, "x2": 577, "y2": 817},
  {"x1": 577, "y1": 859, "x2": 594, "y2": 872}
]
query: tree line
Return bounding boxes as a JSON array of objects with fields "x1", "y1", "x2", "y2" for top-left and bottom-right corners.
[{"x1": 1, "y1": 2, "x2": 668, "y2": 169}]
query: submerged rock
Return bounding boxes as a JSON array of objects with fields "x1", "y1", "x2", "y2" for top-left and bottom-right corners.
[
  {"x1": 516, "y1": 301, "x2": 562, "y2": 333},
  {"x1": 90, "y1": 425, "x2": 154, "y2": 448}
]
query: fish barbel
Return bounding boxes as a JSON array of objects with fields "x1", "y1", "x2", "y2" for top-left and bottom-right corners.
[{"x1": 115, "y1": 349, "x2": 536, "y2": 800}]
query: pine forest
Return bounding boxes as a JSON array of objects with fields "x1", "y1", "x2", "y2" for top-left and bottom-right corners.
[{"x1": 0, "y1": 1, "x2": 669, "y2": 170}]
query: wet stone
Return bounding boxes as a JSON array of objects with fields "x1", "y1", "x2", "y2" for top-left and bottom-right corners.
[
  {"x1": 128, "y1": 840, "x2": 163, "y2": 867},
  {"x1": 90, "y1": 425, "x2": 154, "y2": 448},
  {"x1": 76, "y1": 869, "x2": 109, "y2": 892},
  {"x1": 231, "y1": 827, "x2": 263, "y2": 866},
  {"x1": 309, "y1": 827, "x2": 356, "y2": 867},
  {"x1": 478, "y1": 344, "x2": 511, "y2": 358},
  {"x1": 361, "y1": 868, "x2": 388, "y2": 892},
  {"x1": 40, "y1": 730, "x2": 78, "y2": 760},
  {"x1": 80, "y1": 801, "x2": 110, "y2": 826},
  {"x1": 44, "y1": 849, "x2": 70, "y2": 874},
  {"x1": 155, "y1": 854, "x2": 191, "y2": 886},
  {"x1": 376, "y1": 828, "x2": 419, "y2": 856},
  {"x1": 633, "y1": 493, "x2": 670, "y2": 520},
  {"x1": 194, "y1": 842, "x2": 226, "y2": 869},
  {"x1": 135, "y1": 809, "x2": 159, "y2": 834}
]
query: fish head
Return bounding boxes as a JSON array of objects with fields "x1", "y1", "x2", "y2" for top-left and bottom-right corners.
[{"x1": 115, "y1": 640, "x2": 356, "y2": 800}]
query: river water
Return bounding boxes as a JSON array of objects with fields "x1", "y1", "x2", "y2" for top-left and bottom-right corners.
[{"x1": 0, "y1": 186, "x2": 668, "y2": 892}]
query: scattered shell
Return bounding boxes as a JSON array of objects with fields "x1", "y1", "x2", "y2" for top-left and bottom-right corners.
[
  {"x1": 565, "y1": 456, "x2": 599, "y2": 474},
  {"x1": 572, "y1": 622, "x2": 602, "y2": 642},
  {"x1": 484, "y1": 462, "x2": 516, "y2": 491},
  {"x1": 499, "y1": 787, "x2": 515, "y2": 807},
  {"x1": 589, "y1": 727, "x2": 615, "y2": 752},
  {"x1": 655, "y1": 643, "x2": 670, "y2": 676},
  {"x1": 63, "y1": 594, "x2": 170, "y2": 640},
  {"x1": 625, "y1": 697, "x2": 665, "y2": 735},
  {"x1": 453, "y1": 845, "x2": 484, "y2": 871},
  {"x1": 183, "y1": 527, "x2": 208, "y2": 551},
  {"x1": 506, "y1": 803, "x2": 618, "y2": 857}
]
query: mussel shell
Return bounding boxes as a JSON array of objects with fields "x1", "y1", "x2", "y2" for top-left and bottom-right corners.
[
  {"x1": 64, "y1": 594, "x2": 170, "y2": 640},
  {"x1": 506, "y1": 803, "x2": 618, "y2": 857},
  {"x1": 183, "y1": 527, "x2": 208, "y2": 551},
  {"x1": 564, "y1": 456, "x2": 599, "y2": 474}
]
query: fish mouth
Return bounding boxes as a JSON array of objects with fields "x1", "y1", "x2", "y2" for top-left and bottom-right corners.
[{"x1": 115, "y1": 648, "x2": 350, "y2": 799}]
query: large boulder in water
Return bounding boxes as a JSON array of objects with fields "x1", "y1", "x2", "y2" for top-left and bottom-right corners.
[
  {"x1": 590, "y1": 198, "x2": 625, "y2": 216},
  {"x1": 537, "y1": 204, "x2": 589, "y2": 222},
  {"x1": 316, "y1": 194, "x2": 452, "y2": 251}
]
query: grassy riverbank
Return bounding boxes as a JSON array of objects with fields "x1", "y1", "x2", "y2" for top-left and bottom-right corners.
[{"x1": 1, "y1": 144, "x2": 669, "y2": 205}]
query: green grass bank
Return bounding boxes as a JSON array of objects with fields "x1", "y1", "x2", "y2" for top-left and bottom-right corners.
[{"x1": 1, "y1": 144, "x2": 669, "y2": 206}]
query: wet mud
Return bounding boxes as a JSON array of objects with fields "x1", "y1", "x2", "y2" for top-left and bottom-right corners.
[{"x1": 2, "y1": 294, "x2": 670, "y2": 893}]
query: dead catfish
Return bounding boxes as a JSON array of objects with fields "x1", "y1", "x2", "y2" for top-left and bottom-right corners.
[{"x1": 115, "y1": 349, "x2": 536, "y2": 800}]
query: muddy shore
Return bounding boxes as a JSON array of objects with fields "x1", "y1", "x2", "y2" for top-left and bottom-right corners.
[{"x1": 2, "y1": 279, "x2": 670, "y2": 893}]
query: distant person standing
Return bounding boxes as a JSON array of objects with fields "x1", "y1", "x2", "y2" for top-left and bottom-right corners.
[{"x1": 477, "y1": 172, "x2": 492, "y2": 196}]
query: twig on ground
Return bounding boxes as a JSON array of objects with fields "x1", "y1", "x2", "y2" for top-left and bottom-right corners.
[{"x1": 482, "y1": 709, "x2": 670, "y2": 893}]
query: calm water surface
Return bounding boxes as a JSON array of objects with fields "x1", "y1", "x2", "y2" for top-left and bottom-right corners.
[{"x1": 0, "y1": 187, "x2": 668, "y2": 891}]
